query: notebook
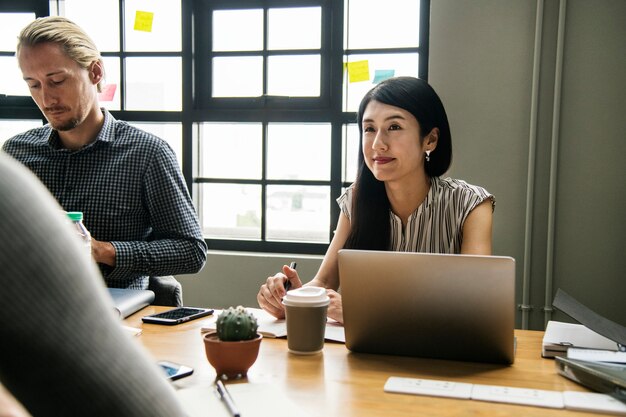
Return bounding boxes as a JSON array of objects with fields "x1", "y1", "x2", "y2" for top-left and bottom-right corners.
[
  {"x1": 542, "y1": 321, "x2": 618, "y2": 358},
  {"x1": 338, "y1": 249, "x2": 516, "y2": 364},
  {"x1": 107, "y1": 288, "x2": 155, "y2": 319}
]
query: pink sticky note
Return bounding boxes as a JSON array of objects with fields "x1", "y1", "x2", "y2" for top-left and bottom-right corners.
[{"x1": 98, "y1": 84, "x2": 117, "y2": 102}]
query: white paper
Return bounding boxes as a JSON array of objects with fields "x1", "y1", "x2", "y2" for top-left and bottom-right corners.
[
  {"x1": 542, "y1": 321, "x2": 617, "y2": 357},
  {"x1": 121, "y1": 325, "x2": 142, "y2": 336},
  {"x1": 176, "y1": 383, "x2": 314, "y2": 417},
  {"x1": 567, "y1": 348, "x2": 626, "y2": 363}
]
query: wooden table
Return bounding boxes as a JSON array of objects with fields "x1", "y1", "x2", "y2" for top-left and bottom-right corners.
[{"x1": 126, "y1": 306, "x2": 597, "y2": 417}]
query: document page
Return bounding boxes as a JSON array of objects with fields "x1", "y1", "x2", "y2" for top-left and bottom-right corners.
[{"x1": 176, "y1": 382, "x2": 314, "y2": 417}]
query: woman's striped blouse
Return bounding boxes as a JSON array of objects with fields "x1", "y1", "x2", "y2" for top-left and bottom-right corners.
[{"x1": 337, "y1": 176, "x2": 495, "y2": 254}]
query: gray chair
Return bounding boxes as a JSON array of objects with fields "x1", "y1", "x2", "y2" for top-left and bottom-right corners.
[{"x1": 148, "y1": 275, "x2": 183, "y2": 307}]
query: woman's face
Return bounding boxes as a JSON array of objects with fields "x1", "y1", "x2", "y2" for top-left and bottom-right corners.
[{"x1": 361, "y1": 100, "x2": 432, "y2": 183}]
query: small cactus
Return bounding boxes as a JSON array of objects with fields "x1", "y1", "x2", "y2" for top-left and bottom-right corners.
[{"x1": 216, "y1": 306, "x2": 259, "y2": 341}]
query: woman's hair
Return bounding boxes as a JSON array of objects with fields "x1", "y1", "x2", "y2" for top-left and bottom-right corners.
[
  {"x1": 344, "y1": 76, "x2": 452, "y2": 250},
  {"x1": 17, "y1": 16, "x2": 104, "y2": 92}
]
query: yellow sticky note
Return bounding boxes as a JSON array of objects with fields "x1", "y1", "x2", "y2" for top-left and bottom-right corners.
[
  {"x1": 347, "y1": 60, "x2": 370, "y2": 83},
  {"x1": 134, "y1": 10, "x2": 154, "y2": 32}
]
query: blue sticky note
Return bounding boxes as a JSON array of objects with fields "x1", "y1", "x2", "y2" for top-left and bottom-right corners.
[{"x1": 373, "y1": 69, "x2": 395, "y2": 84}]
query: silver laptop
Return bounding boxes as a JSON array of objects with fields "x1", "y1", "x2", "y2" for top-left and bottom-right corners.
[{"x1": 338, "y1": 249, "x2": 516, "y2": 364}]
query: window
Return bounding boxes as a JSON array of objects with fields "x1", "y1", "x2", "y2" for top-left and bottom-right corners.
[
  {"x1": 0, "y1": 0, "x2": 185, "y2": 170},
  {"x1": 0, "y1": 1, "x2": 45, "y2": 118},
  {"x1": 194, "y1": 0, "x2": 428, "y2": 253},
  {"x1": 0, "y1": 0, "x2": 429, "y2": 255}
]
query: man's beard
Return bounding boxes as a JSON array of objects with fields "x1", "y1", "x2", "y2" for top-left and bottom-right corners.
[
  {"x1": 52, "y1": 118, "x2": 81, "y2": 131},
  {"x1": 44, "y1": 106, "x2": 82, "y2": 131}
]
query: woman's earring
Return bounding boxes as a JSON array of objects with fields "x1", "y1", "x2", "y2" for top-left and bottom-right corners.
[{"x1": 425, "y1": 150, "x2": 431, "y2": 162}]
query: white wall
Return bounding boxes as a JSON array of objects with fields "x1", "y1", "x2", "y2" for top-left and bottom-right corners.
[{"x1": 177, "y1": 251, "x2": 322, "y2": 309}]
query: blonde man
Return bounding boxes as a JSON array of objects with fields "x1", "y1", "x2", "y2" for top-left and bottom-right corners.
[{"x1": 3, "y1": 17, "x2": 207, "y2": 290}]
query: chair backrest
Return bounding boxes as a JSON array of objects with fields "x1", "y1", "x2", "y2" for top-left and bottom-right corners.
[{"x1": 148, "y1": 275, "x2": 183, "y2": 307}]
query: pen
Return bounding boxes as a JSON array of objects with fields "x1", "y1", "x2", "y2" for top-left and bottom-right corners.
[
  {"x1": 285, "y1": 261, "x2": 297, "y2": 292},
  {"x1": 216, "y1": 379, "x2": 241, "y2": 417}
]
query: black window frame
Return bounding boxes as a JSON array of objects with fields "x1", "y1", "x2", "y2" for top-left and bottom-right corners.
[
  {"x1": 0, "y1": 0, "x2": 430, "y2": 256},
  {"x1": 0, "y1": 0, "x2": 48, "y2": 118},
  {"x1": 190, "y1": 0, "x2": 430, "y2": 254}
]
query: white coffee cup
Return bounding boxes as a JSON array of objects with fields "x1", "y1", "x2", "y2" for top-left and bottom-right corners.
[{"x1": 282, "y1": 287, "x2": 330, "y2": 355}]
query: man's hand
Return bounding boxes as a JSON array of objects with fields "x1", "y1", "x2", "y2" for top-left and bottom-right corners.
[{"x1": 91, "y1": 238, "x2": 116, "y2": 266}]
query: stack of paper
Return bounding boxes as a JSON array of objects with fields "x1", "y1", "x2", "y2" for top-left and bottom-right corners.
[
  {"x1": 546, "y1": 289, "x2": 626, "y2": 404},
  {"x1": 542, "y1": 321, "x2": 618, "y2": 358}
]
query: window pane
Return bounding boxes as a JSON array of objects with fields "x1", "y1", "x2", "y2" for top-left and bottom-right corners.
[
  {"x1": 0, "y1": 119, "x2": 43, "y2": 147},
  {"x1": 266, "y1": 185, "x2": 330, "y2": 243},
  {"x1": 200, "y1": 183, "x2": 261, "y2": 240},
  {"x1": 130, "y1": 122, "x2": 182, "y2": 167},
  {"x1": 213, "y1": 9, "x2": 263, "y2": 52},
  {"x1": 64, "y1": 0, "x2": 120, "y2": 52},
  {"x1": 267, "y1": 123, "x2": 330, "y2": 181},
  {"x1": 267, "y1": 55, "x2": 320, "y2": 97},
  {"x1": 0, "y1": 13, "x2": 35, "y2": 51},
  {"x1": 125, "y1": 57, "x2": 181, "y2": 111},
  {"x1": 268, "y1": 7, "x2": 321, "y2": 50},
  {"x1": 99, "y1": 57, "x2": 120, "y2": 110},
  {"x1": 342, "y1": 124, "x2": 359, "y2": 183},
  {"x1": 124, "y1": 0, "x2": 181, "y2": 52},
  {"x1": 0, "y1": 56, "x2": 30, "y2": 96},
  {"x1": 212, "y1": 56, "x2": 263, "y2": 97},
  {"x1": 344, "y1": 0, "x2": 419, "y2": 49},
  {"x1": 198, "y1": 123, "x2": 262, "y2": 179},
  {"x1": 343, "y1": 53, "x2": 419, "y2": 112}
]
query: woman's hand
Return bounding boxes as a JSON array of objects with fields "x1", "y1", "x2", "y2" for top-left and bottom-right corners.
[
  {"x1": 326, "y1": 289, "x2": 344, "y2": 324},
  {"x1": 257, "y1": 264, "x2": 302, "y2": 319}
]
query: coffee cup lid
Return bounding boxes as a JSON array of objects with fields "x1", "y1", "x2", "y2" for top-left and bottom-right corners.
[{"x1": 282, "y1": 286, "x2": 330, "y2": 307}]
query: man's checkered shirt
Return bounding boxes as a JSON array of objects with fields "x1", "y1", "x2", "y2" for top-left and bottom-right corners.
[{"x1": 3, "y1": 109, "x2": 207, "y2": 289}]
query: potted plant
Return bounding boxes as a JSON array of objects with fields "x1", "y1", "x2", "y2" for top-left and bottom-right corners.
[{"x1": 203, "y1": 306, "x2": 263, "y2": 379}]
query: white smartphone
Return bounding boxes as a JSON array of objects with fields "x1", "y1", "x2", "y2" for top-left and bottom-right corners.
[{"x1": 157, "y1": 360, "x2": 193, "y2": 381}]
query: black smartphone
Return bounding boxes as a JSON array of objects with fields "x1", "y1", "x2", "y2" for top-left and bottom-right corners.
[
  {"x1": 157, "y1": 360, "x2": 194, "y2": 381},
  {"x1": 141, "y1": 307, "x2": 213, "y2": 325}
]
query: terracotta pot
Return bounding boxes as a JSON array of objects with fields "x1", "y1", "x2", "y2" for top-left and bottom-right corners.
[{"x1": 203, "y1": 332, "x2": 263, "y2": 379}]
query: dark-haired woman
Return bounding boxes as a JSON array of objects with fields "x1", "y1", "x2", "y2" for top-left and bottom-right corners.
[{"x1": 257, "y1": 77, "x2": 495, "y2": 324}]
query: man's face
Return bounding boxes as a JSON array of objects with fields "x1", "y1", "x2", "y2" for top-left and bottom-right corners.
[{"x1": 18, "y1": 42, "x2": 99, "y2": 131}]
